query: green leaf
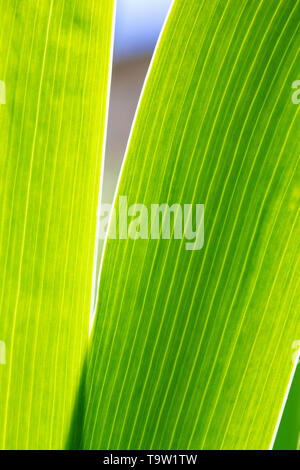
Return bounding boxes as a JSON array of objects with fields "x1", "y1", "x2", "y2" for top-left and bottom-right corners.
[
  {"x1": 0, "y1": 0, "x2": 115, "y2": 449},
  {"x1": 83, "y1": 0, "x2": 300, "y2": 450},
  {"x1": 273, "y1": 364, "x2": 300, "y2": 450}
]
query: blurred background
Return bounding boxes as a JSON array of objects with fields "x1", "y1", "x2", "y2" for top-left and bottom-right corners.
[
  {"x1": 102, "y1": 0, "x2": 173, "y2": 204},
  {"x1": 92, "y1": 0, "x2": 172, "y2": 318}
]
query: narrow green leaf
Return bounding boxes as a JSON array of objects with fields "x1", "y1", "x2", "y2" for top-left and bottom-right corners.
[
  {"x1": 273, "y1": 365, "x2": 300, "y2": 450},
  {"x1": 0, "y1": 0, "x2": 114, "y2": 449},
  {"x1": 83, "y1": 0, "x2": 300, "y2": 450}
]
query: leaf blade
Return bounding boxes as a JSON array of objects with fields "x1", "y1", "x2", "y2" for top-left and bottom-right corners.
[
  {"x1": 0, "y1": 0, "x2": 115, "y2": 449},
  {"x1": 84, "y1": 0, "x2": 300, "y2": 450}
]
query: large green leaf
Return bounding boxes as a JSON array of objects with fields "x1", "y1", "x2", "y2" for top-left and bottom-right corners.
[
  {"x1": 0, "y1": 0, "x2": 115, "y2": 449},
  {"x1": 83, "y1": 0, "x2": 300, "y2": 450}
]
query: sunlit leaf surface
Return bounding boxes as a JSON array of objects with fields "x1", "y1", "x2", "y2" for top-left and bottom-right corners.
[
  {"x1": 0, "y1": 0, "x2": 114, "y2": 449},
  {"x1": 83, "y1": 0, "x2": 300, "y2": 450}
]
